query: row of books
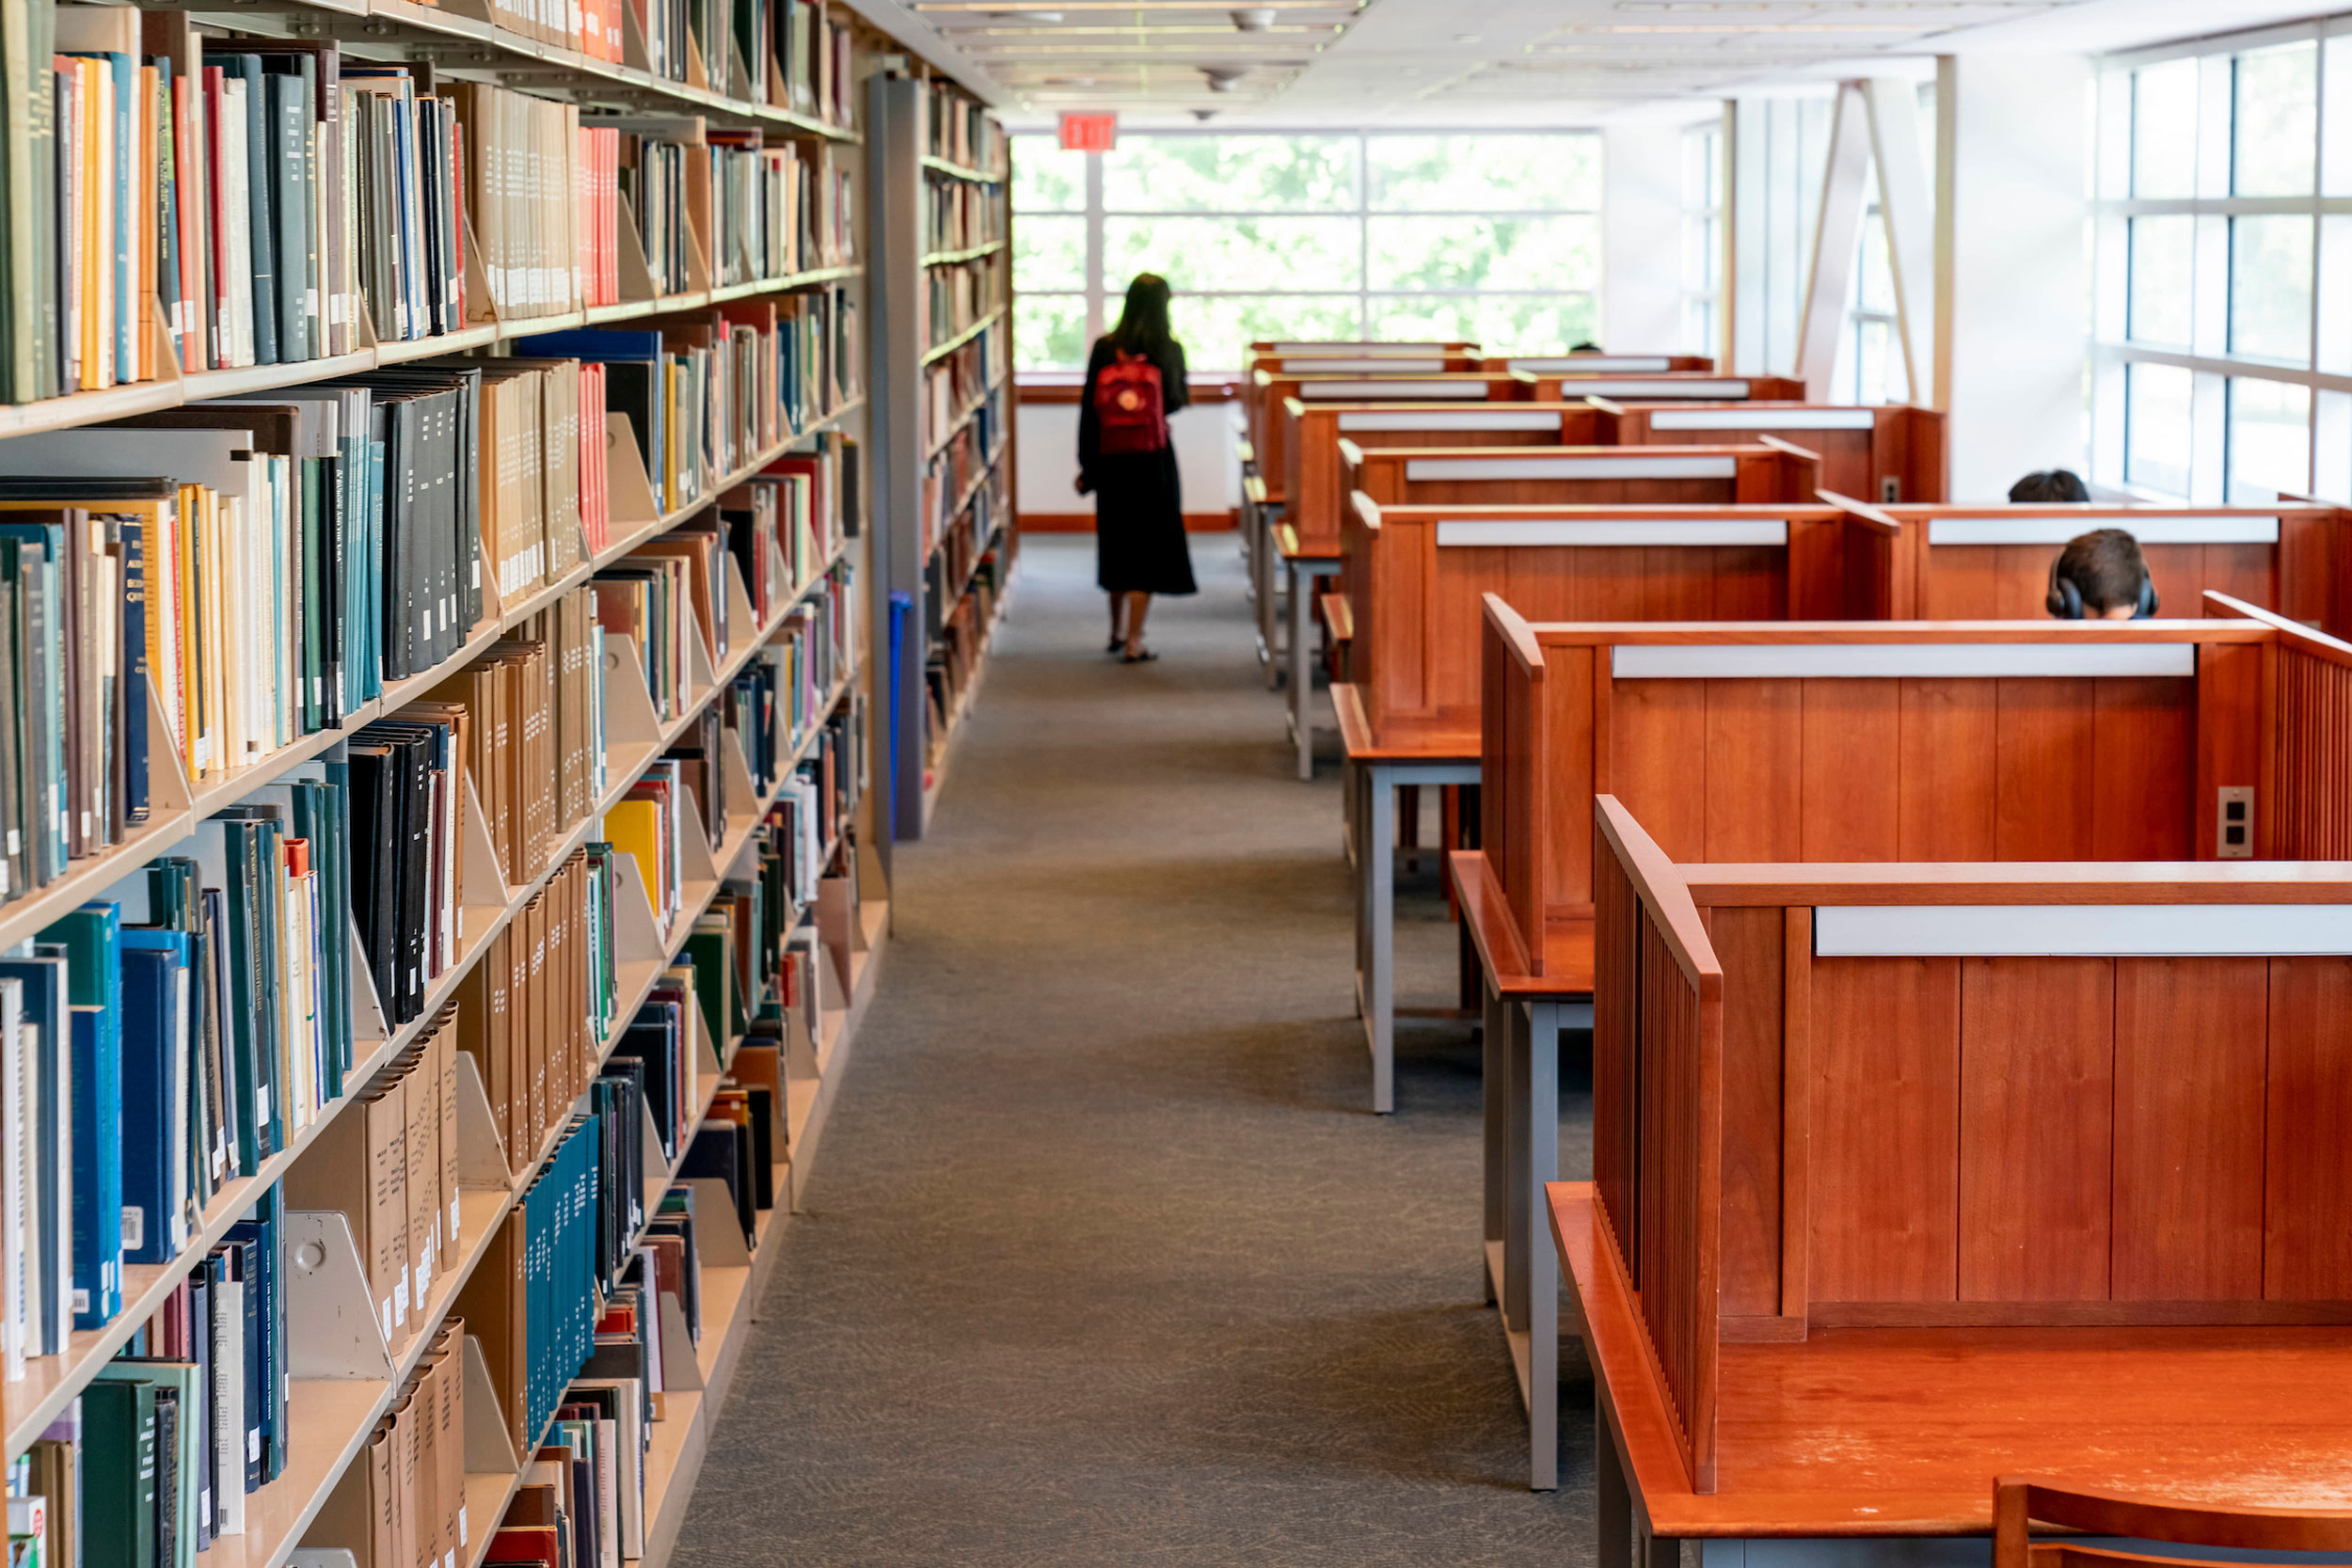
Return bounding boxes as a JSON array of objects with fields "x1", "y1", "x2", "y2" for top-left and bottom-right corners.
[
  {"x1": 520, "y1": 298, "x2": 841, "y2": 525},
  {"x1": 923, "y1": 412, "x2": 1002, "y2": 566},
  {"x1": 925, "y1": 553, "x2": 1002, "y2": 766},
  {"x1": 921, "y1": 321, "x2": 1004, "y2": 455},
  {"x1": 723, "y1": 432, "x2": 854, "y2": 621},
  {"x1": 0, "y1": 364, "x2": 530, "y2": 799},
  {"x1": 431, "y1": 590, "x2": 607, "y2": 888},
  {"x1": 9, "y1": 1185, "x2": 293, "y2": 1568},
  {"x1": 925, "y1": 255, "x2": 1004, "y2": 353},
  {"x1": 0, "y1": 19, "x2": 860, "y2": 407},
  {"x1": 923, "y1": 178, "x2": 1007, "y2": 257},
  {"x1": 1, "y1": 786, "x2": 355, "y2": 1354},
  {"x1": 458, "y1": 848, "x2": 624, "y2": 1180},
  {"x1": 284, "y1": 1013, "x2": 463, "y2": 1346},
  {"x1": 779, "y1": 0, "x2": 855, "y2": 128},
  {"x1": 311, "y1": 1318, "x2": 469, "y2": 1568},
  {"x1": 924, "y1": 80, "x2": 1005, "y2": 176}
]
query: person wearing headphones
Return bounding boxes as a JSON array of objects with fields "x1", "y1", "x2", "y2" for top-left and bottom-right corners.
[{"x1": 2048, "y1": 527, "x2": 2158, "y2": 620}]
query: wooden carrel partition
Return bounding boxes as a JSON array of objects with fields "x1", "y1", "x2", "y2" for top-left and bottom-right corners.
[
  {"x1": 1591, "y1": 400, "x2": 1946, "y2": 504},
  {"x1": 1343, "y1": 499, "x2": 1869, "y2": 739},
  {"x1": 1852, "y1": 500, "x2": 2352, "y2": 637},
  {"x1": 1587, "y1": 792, "x2": 2352, "y2": 1493},
  {"x1": 1474, "y1": 594, "x2": 2352, "y2": 987},
  {"x1": 1247, "y1": 370, "x2": 1540, "y2": 504}
]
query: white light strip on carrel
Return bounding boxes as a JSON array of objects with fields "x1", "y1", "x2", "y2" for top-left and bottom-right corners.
[
  {"x1": 1437, "y1": 519, "x2": 1788, "y2": 548},
  {"x1": 1551, "y1": 379, "x2": 1752, "y2": 398},
  {"x1": 1509, "y1": 356, "x2": 1673, "y2": 372},
  {"x1": 1609, "y1": 642, "x2": 2197, "y2": 679},
  {"x1": 1339, "y1": 410, "x2": 1561, "y2": 433},
  {"x1": 1300, "y1": 381, "x2": 1486, "y2": 400},
  {"x1": 1814, "y1": 904, "x2": 2352, "y2": 957},
  {"x1": 1926, "y1": 515, "x2": 2280, "y2": 546},
  {"x1": 1647, "y1": 408, "x2": 1874, "y2": 432},
  {"x1": 1266, "y1": 341, "x2": 1449, "y2": 354},
  {"x1": 1405, "y1": 455, "x2": 1738, "y2": 481},
  {"x1": 1282, "y1": 358, "x2": 1445, "y2": 372}
]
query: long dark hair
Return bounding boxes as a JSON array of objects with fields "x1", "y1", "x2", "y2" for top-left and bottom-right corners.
[{"x1": 1110, "y1": 273, "x2": 1175, "y2": 360}]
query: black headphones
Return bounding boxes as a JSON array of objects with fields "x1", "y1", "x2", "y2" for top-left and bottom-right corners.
[{"x1": 2046, "y1": 559, "x2": 2158, "y2": 619}]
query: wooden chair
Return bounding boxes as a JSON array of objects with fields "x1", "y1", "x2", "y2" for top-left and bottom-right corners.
[{"x1": 1994, "y1": 1478, "x2": 2352, "y2": 1568}]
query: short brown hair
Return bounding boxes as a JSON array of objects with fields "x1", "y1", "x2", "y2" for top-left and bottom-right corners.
[{"x1": 2052, "y1": 528, "x2": 2149, "y2": 615}]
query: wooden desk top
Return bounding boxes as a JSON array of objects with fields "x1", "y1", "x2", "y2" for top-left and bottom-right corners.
[
  {"x1": 1332, "y1": 683, "x2": 1475, "y2": 762},
  {"x1": 1319, "y1": 592, "x2": 1353, "y2": 645},
  {"x1": 1243, "y1": 474, "x2": 1269, "y2": 506},
  {"x1": 1450, "y1": 850, "x2": 1594, "y2": 995},
  {"x1": 1275, "y1": 523, "x2": 1340, "y2": 562},
  {"x1": 1552, "y1": 1183, "x2": 2352, "y2": 1539}
]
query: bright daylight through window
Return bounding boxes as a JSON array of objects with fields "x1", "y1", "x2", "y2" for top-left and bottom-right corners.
[{"x1": 1012, "y1": 132, "x2": 1601, "y2": 372}]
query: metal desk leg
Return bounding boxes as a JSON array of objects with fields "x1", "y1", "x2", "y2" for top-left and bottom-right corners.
[
  {"x1": 1257, "y1": 514, "x2": 1282, "y2": 690},
  {"x1": 1291, "y1": 563, "x2": 1316, "y2": 779},
  {"x1": 1523, "y1": 999, "x2": 1563, "y2": 1489},
  {"x1": 1364, "y1": 764, "x2": 1394, "y2": 1110},
  {"x1": 1481, "y1": 974, "x2": 1506, "y2": 1307}
]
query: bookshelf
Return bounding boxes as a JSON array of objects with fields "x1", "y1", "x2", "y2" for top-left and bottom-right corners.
[
  {"x1": 868, "y1": 71, "x2": 1013, "y2": 842},
  {"x1": 0, "y1": 2, "x2": 958, "y2": 1565}
]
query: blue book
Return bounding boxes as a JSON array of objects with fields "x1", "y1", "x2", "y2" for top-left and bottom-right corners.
[
  {"x1": 0, "y1": 949, "x2": 72, "y2": 1354},
  {"x1": 119, "y1": 929, "x2": 194, "y2": 1264},
  {"x1": 224, "y1": 1186, "x2": 284, "y2": 1484},
  {"x1": 40, "y1": 901, "x2": 124, "y2": 1329}
]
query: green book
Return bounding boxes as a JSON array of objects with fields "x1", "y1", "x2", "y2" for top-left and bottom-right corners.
[
  {"x1": 100, "y1": 1361, "x2": 201, "y2": 1568},
  {"x1": 681, "y1": 921, "x2": 736, "y2": 1053},
  {"x1": 300, "y1": 460, "x2": 324, "y2": 735},
  {"x1": 79, "y1": 1377, "x2": 159, "y2": 1568}
]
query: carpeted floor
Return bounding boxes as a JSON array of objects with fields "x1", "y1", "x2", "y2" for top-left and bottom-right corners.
[{"x1": 672, "y1": 532, "x2": 1596, "y2": 1566}]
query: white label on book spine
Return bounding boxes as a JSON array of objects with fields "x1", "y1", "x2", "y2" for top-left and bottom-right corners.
[{"x1": 120, "y1": 1206, "x2": 143, "y2": 1251}]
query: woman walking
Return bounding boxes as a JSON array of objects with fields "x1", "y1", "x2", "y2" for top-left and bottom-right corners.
[{"x1": 1076, "y1": 273, "x2": 1196, "y2": 662}]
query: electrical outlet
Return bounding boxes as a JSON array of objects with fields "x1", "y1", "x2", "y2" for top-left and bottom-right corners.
[
  {"x1": 2217, "y1": 786, "x2": 2254, "y2": 859},
  {"x1": 1879, "y1": 476, "x2": 1900, "y2": 504}
]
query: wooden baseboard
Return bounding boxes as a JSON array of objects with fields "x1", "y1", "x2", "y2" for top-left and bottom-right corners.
[{"x1": 1018, "y1": 510, "x2": 1237, "y2": 534}]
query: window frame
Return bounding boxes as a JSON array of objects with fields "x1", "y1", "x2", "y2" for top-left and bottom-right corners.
[
  {"x1": 1011, "y1": 127, "x2": 1604, "y2": 373},
  {"x1": 2090, "y1": 14, "x2": 2352, "y2": 503}
]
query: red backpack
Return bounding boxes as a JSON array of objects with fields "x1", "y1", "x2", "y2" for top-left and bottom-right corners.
[{"x1": 1095, "y1": 350, "x2": 1169, "y2": 455}]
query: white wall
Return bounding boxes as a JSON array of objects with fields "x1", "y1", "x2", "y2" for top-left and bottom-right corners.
[
  {"x1": 1602, "y1": 124, "x2": 1684, "y2": 355},
  {"x1": 1936, "y1": 53, "x2": 2090, "y2": 501},
  {"x1": 1015, "y1": 397, "x2": 1243, "y2": 518}
]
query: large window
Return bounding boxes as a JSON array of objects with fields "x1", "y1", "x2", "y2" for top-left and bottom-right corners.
[
  {"x1": 2090, "y1": 18, "x2": 2352, "y2": 502},
  {"x1": 1012, "y1": 132, "x2": 1602, "y2": 372},
  {"x1": 1681, "y1": 120, "x2": 1724, "y2": 357}
]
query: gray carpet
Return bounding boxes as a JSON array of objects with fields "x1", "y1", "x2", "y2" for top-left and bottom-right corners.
[{"x1": 673, "y1": 532, "x2": 1597, "y2": 1566}]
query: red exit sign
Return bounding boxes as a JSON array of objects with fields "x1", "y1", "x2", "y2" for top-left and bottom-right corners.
[{"x1": 1059, "y1": 112, "x2": 1118, "y2": 152}]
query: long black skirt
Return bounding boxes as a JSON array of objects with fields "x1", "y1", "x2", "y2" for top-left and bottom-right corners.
[{"x1": 1093, "y1": 445, "x2": 1197, "y2": 595}]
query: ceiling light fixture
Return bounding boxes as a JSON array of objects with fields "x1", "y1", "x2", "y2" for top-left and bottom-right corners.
[
  {"x1": 1232, "y1": 7, "x2": 1277, "y2": 28},
  {"x1": 1203, "y1": 65, "x2": 1248, "y2": 90}
]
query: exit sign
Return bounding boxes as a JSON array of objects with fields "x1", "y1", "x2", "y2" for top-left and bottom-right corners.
[{"x1": 1059, "y1": 112, "x2": 1118, "y2": 152}]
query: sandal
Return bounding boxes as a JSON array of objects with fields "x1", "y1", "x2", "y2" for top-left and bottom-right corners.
[
  {"x1": 1121, "y1": 647, "x2": 1159, "y2": 664},
  {"x1": 1106, "y1": 636, "x2": 1124, "y2": 654}
]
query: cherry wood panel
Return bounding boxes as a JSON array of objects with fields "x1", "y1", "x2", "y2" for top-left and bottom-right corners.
[
  {"x1": 1896, "y1": 504, "x2": 2352, "y2": 639},
  {"x1": 1957, "y1": 958, "x2": 2115, "y2": 1303},
  {"x1": 1559, "y1": 1180, "x2": 2352, "y2": 1532},
  {"x1": 2273, "y1": 643, "x2": 2352, "y2": 858},
  {"x1": 1248, "y1": 371, "x2": 1536, "y2": 502},
  {"x1": 1600, "y1": 401, "x2": 1946, "y2": 501},
  {"x1": 2090, "y1": 677, "x2": 2197, "y2": 859},
  {"x1": 1808, "y1": 956, "x2": 1962, "y2": 1304},
  {"x1": 1800, "y1": 681, "x2": 1900, "y2": 860},
  {"x1": 1283, "y1": 401, "x2": 1603, "y2": 554},
  {"x1": 1708, "y1": 906, "x2": 1787, "y2": 1319},
  {"x1": 1611, "y1": 677, "x2": 1709, "y2": 865},
  {"x1": 1993, "y1": 678, "x2": 2098, "y2": 859},
  {"x1": 2265, "y1": 957, "x2": 2352, "y2": 1300},
  {"x1": 2194, "y1": 638, "x2": 2265, "y2": 858},
  {"x1": 2110, "y1": 958, "x2": 2268, "y2": 1301},
  {"x1": 1897, "y1": 679, "x2": 2001, "y2": 860},
  {"x1": 1701, "y1": 682, "x2": 1802, "y2": 862}
]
